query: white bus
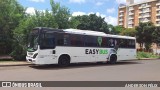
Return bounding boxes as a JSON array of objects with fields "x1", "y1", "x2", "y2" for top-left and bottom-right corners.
[{"x1": 26, "y1": 27, "x2": 136, "y2": 66}]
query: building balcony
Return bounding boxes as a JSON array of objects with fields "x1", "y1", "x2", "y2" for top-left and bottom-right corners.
[
  {"x1": 156, "y1": 13, "x2": 160, "y2": 16},
  {"x1": 128, "y1": 17, "x2": 134, "y2": 20},
  {"x1": 145, "y1": 5, "x2": 151, "y2": 8},
  {"x1": 119, "y1": 10, "x2": 124, "y2": 13},
  {"x1": 119, "y1": 14, "x2": 124, "y2": 17},
  {"x1": 139, "y1": 5, "x2": 151, "y2": 9},
  {"x1": 138, "y1": 16, "x2": 143, "y2": 18},
  {"x1": 157, "y1": 8, "x2": 160, "y2": 11},
  {"x1": 143, "y1": 20, "x2": 150, "y2": 23},
  {"x1": 128, "y1": 21, "x2": 133, "y2": 24},
  {"x1": 119, "y1": 19, "x2": 123, "y2": 21},
  {"x1": 128, "y1": 25, "x2": 133, "y2": 28},
  {"x1": 156, "y1": 20, "x2": 160, "y2": 26},
  {"x1": 156, "y1": 3, "x2": 160, "y2": 6},
  {"x1": 139, "y1": 11, "x2": 143, "y2": 14},
  {"x1": 128, "y1": 26, "x2": 133, "y2": 28},
  {"x1": 139, "y1": 10, "x2": 150, "y2": 14},
  {"x1": 143, "y1": 10, "x2": 151, "y2": 13},
  {"x1": 156, "y1": 18, "x2": 160, "y2": 21},
  {"x1": 139, "y1": 6, "x2": 143, "y2": 9},
  {"x1": 119, "y1": 23, "x2": 123, "y2": 25},
  {"x1": 129, "y1": 12, "x2": 134, "y2": 15},
  {"x1": 129, "y1": 7, "x2": 134, "y2": 11},
  {"x1": 143, "y1": 15, "x2": 151, "y2": 18}
]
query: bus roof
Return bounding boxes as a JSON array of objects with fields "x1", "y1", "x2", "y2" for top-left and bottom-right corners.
[
  {"x1": 64, "y1": 29, "x2": 106, "y2": 36},
  {"x1": 34, "y1": 27, "x2": 135, "y2": 40},
  {"x1": 64, "y1": 29, "x2": 135, "y2": 40}
]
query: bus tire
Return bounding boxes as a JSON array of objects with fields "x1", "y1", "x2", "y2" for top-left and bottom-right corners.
[
  {"x1": 109, "y1": 54, "x2": 117, "y2": 64},
  {"x1": 58, "y1": 55, "x2": 70, "y2": 67}
]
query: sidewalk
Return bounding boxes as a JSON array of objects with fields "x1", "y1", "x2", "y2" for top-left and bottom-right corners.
[
  {"x1": 0, "y1": 61, "x2": 31, "y2": 67},
  {"x1": 139, "y1": 58, "x2": 160, "y2": 60},
  {"x1": 0, "y1": 55, "x2": 31, "y2": 66}
]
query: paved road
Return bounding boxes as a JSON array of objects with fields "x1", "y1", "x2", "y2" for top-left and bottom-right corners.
[{"x1": 0, "y1": 59, "x2": 160, "y2": 90}]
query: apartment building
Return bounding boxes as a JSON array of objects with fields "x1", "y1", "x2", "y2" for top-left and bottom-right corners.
[{"x1": 118, "y1": 0, "x2": 160, "y2": 28}]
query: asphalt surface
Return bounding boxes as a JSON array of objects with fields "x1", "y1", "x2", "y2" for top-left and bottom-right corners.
[{"x1": 0, "y1": 59, "x2": 160, "y2": 90}]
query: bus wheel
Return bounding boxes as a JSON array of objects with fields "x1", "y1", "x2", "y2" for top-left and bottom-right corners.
[
  {"x1": 58, "y1": 55, "x2": 70, "y2": 67},
  {"x1": 109, "y1": 54, "x2": 117, "y2": 64}
]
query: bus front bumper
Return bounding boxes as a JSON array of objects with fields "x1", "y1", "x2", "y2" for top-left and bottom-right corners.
[{"x1": 26, "y1": 56, "x2": 36, "y2": 64}]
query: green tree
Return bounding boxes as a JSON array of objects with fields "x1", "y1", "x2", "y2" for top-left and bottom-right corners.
[
  {"x1": 120, "y1": 28, "x2": 136, "y2": 37},
  {"x1": 69, "y1": 16, "x2": 80, "y2": 29},
  {"x1": 111, "y1": 26, "x2": 124, "y2": 35},
  {"x1": 135, "y1": 22, "x2": 155, "y2": 51},
  {"x1": 50, "y1": 0, "x2": 70, "y2": 29},
  {"x1": 0, "y1": 0, "x2": 25, "y2": 55},
  {"x1": 11, "y1": 0, "x2": 71, "y2": 60},
  {"x1": 70, "y1": 14, "x2": 109, "y2": 33},
  {"x1": 153, "y1": 26, "x2": 160, "y2": 48},
  {"x1": 11, "y1": 17, "x2": 35, "y2": 60}
]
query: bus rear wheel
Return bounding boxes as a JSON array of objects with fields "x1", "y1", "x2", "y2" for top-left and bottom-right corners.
[
  {"x1": 58, "y1": 55, "x2": 70, "y2": 67},
  {"x1": 109, "y1": 54, "x2": 117, "y2": 64}
]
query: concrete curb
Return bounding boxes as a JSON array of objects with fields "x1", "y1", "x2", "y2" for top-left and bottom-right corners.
[
  {"x1": 0, "y1": 61, "x2": 32, "y2": 67},
  {"x1": 138, "y1": 58, "x2": 160, "y2": 60}
]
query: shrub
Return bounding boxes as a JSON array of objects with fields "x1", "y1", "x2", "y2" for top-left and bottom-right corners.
[{"x1": 137, "y1": 51, "x2": 160, "y2": 59}]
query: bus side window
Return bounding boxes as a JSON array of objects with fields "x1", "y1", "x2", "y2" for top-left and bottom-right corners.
[
  {"x1": 132, "y1": 40, "x2": 136, "y2": 48},
  {"x1": 85, "y1": 36, "x2": 97, "y2": 47},
  {"x1": 57, "y1": 33, "x2": 64, "y2": 46},
  {"x1": 64, "y1": 34, "x2": 70, "y2": 46},
  {"x1": 40, "y1": 33, "x2": 55, "y2": 49},
  {"x1": 57, "y1": 33, "x2": 70, "y2": 46},
  {"x1": 123, "y1": 39, "x2": 128, "y2": 48},
  {"x1": 108, "y1": 38, "x2": 115, "y2": 47},
  {"x1": 119, "y1": 39, "x2": 125, "y2": 48},
  {"x1": 128, "y1": 39, "x2": 136, "y2": 48},
  {"x1": 101, "y1": 37, "x2": 108, "y2": 47},
  {"x1": 70, "y1": 35, "x2": 83, "y2": 47}
]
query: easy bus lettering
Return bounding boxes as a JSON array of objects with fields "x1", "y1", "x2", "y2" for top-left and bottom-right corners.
[{"x1": 85, "y1": 49, "x2": 108, "y2": 54}]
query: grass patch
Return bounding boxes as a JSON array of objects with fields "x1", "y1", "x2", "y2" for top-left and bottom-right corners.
[{"x1": 137, "y1": 52, "x2": 160, "y2": 59}]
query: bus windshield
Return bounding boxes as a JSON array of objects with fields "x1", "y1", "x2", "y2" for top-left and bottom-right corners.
[{"x1": 27, "y1": 30, "x2": 39, "y2": 52}]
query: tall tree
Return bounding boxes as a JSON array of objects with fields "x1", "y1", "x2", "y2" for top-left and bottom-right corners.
[
  {"x1": 70, "y1": 14, "x2": 109, "y2": 33},
  {"x1": 111, "y1": 26, "x2": 124, "y2": 35},
  {"x1": 11, "y1": 0, "x2": 71, "y2": 60},
  {"x1": 0, "y1": 0, "x2": 25, "y2": 55},
  {"x1": 120, "y1": 28, "x2": 136, "y2": 37},
  {"x1": 50, "y1": 0, "x2": 70, "y2": 29},
  {"x1": 135, "y1": 22, "x2": 155, "y2": 51},
  {"x1": 153, "y1": 26, "x2": 160, "y2": 47}
]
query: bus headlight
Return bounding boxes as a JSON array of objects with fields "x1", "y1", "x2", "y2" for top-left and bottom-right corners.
[{"x1": 33, "y1": 53, "x2": 38, "y2": 59}]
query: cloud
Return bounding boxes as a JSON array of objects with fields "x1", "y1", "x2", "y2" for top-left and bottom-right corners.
[
  {"x1": 116, "y1": 0, "x2": 149, "y2": 4},
  {"x1": 26, "y1": 7, "x2": 36, "y2": 15},
  {"x1": 105, "y1": 16, "x2": 117, "y2": 26},
  {"x1": 28, "y1": 0, "x2": 45, "y2": 3},
  {"x1": 116, "y1": 0, "x2": 125, "y2": 4},
  {"x1": 72, "y1": 11, "x2": 86, "y2": 16},
  {"x1": 25, "y1": 7, "x2": 52, "y2": 15},
  {"x1": 72, "y1": 11, "x2": 118, "y2": 26},
  {"x1": 107, "y1": 8, "x2": 115, "y2": 14},
  {"x1": 95, "y1": 2, "x2": 104, "y2": 6},
  {"x1": 69, "y1": 0, "x2": 86, "y2": 4}
]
